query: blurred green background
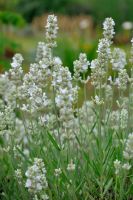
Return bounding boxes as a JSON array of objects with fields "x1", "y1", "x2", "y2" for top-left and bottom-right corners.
[{"x1": 0, "y1": 0, "x2": 133, "y2": 72}]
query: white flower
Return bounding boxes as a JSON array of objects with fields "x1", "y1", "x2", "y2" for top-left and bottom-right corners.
[
  {"x1": 67, "y1": 160, "x2": 75, "y2": 171},
  {"x1": 73, "y1": 53, "x2": 90, "y2": 82},
  {"x1": 90, "y1": 59, "x2": 99, "y2": 69},
  {"x1": 123, "y1": 133, "x2": 133, "y2": 160},
  {"x1": 0, "y1": 111, "x2": 6, "y2": 131},
  {"x1": 52, "y1": 63, "x2": 77, "y2": 142},
  {"x1": 11, "y1": 53, "x2": 24, "y2": 68},
  {"x1": 120, "y1": 108, "x2": 128, "y2": 129},
  {"x1": 103, "y1": 17, "x2": 115, "y2": 42},
  {"x1": 25, "y1": 158, "x2": 48, "y2": 199},
  {"x1": 111, "y1": 48, "x2": 127, "y2": 71},
  {"x1": 9, "y1": 53, "x2": 24, "y2": 85},
  {"x1": 15, "y1": 169, "x2": 22, "y2": 184},
  {"x1": 54, "y1": 168, "x2": 62, "y2": 177},
  {"x1": 54, "y1": 57, "x2": 62, "y2": 66},
  {"x1": 114, "y1": 159, "x2": 121, "y2": 175},
  {"x1": 25, "y1": 179, "x2": 32, "y2": 187},
  {"x1": 91, "y1": 18, "x2": 114, "y2": 88},
  {"x1": 35, "y1": 42, "x2": 46, "y2": 62},
  {"x1": 97, "y1": 38, "x2": 111, "y2": 66},
  {"x1": 122, "y1": 163, "x2": 131, "y2": 170},
  {"x1": 93, "y1": 95, "x2": 104, "y2": 105},
  {"x1": 36, "y1": 183, "x2": 42, "y2": 190},
  {"x1": 45, "y1": 14, "x2": 58, "y2": 48},
  {"x1": 117, "y1": 69, "x2": 129, "y2": 90}
]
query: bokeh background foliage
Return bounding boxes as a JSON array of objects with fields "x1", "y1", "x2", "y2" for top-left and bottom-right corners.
[
  {"x1": 2, "y1": 0, "x2": 133, "y2": 25},
  {"x1": 0, "y1": 0, "x2": 133, "y2": 72}
]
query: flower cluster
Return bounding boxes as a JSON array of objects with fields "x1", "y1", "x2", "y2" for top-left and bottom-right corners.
[
  {"x1": 109, "y1": 108, "x2": 128, "y2": 130},
  {"x1": 15, "y1": 169, "x2": 22, "y2": 184},
  {"x1": 90, "y1": 38, "x2": 110, "y2": 88},
  {"x1": 90, "y1": 59, "x2": 106, "y2": 87},
  {"x1": 0, "y1": 102, "x2": 15, "y2": 136},
  {"x1": 21, "y1": 83, "x2": 50, "y2": 114},
  {"x1": 103, "y1": 17, "x2": 115, "y2": 42},
  {"x1": 111, "y1": 48, "x2": 127, "y2": 71},
  {"x1": 97, "y1": 38, "x2": 111, "y2": 67},
  {"x1": 73, "y1": 53, "x2": 90, "y2": 83},
  {"x1": 35, "y1": 42, "x2": 46, "y2": 62},
  {"x1": 123, "y1": 133, "x2": 133, "y2": 160},
  {"x1": 67, "y1": 160, "x2": 75, "y2": 171},
  {"x1": 25, "y1": 158, "x2": 48, "y2": 200},
  {"x1": 45, "y1": 14, "x2": 58, "y2": 48},
  {"x1": 117, "y1": 69, "x2": 129, "y2": 91},
  {"x1": 93, "y1": 95, "x2": 104, "y2": 105},
  {"x1": 91, "y1": 18, "x2": 115, "y2": 88},
  {"x1": 52, "y1": 63, "x2": 78, "y2": 141},
  {"x1": 119, "y1": 108, "x2": 128, "y2": 129},
  {"x1": 54, "y1": 168, "x2": 62, "y2": 177},
  {"x1": 114, "y1": 159, "x2": 131, "y2": 175},
  {"x1": 114, "y1": 159, "x2": 121, "y2": 175},
  {"x1": 9, "y1": 53, "x2": 24, "y2": 85},
  {"x1": 114, "y1": 133, "x2": 133, "y2": 175},
  {"x1": 78, "y1": 101, "x2": 95, "y2": 130}
]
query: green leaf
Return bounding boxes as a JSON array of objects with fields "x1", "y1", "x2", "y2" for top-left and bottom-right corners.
[
  {"x1": 61, "y1": 170, "x2": 72, "y2": 185},
  {"x1": 103, "y1": 178, "x2": 113, "y2": 196},
  {"x1": 47, "y1": 131, "x2": 61, "y2": 151}
]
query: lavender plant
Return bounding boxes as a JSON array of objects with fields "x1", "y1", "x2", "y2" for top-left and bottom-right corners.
[{"x1": 0, "y1": 15, "x2": 133, "y2": 200}]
